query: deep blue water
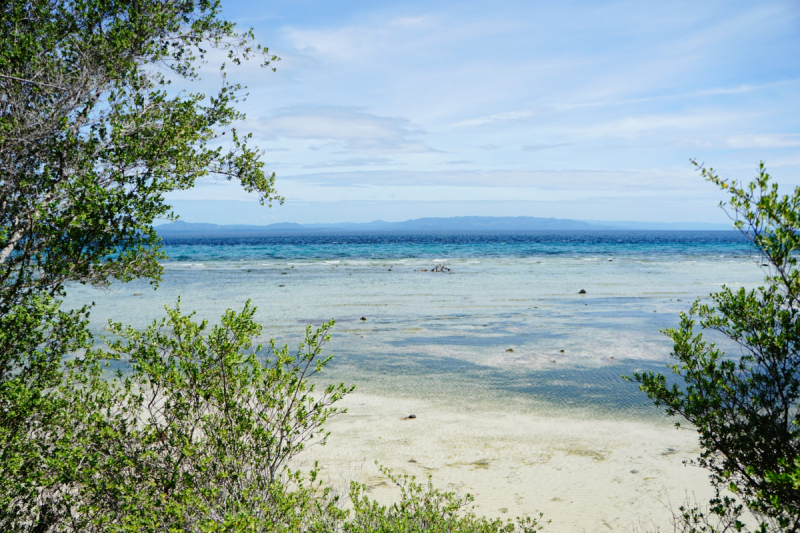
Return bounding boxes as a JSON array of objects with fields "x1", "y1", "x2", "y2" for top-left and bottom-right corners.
[{"x1": 160, "y1": 230, "x2": 751, "y2": 262}]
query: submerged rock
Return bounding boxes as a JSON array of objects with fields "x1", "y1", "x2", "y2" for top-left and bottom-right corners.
[{"x1": 578, "y1": 289, "x2": 586, "y2": 294}]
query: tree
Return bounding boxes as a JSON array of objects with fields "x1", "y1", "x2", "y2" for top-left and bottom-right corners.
[
  {"x1": 0, "y1": 0, "x2": 282, "y2": 528},
  {"x1": 0, "y1": 0, "x2": 281, "y2": 310},
  {"x1": 631, "y1": 162, "x2": 800, "y2": 532}
]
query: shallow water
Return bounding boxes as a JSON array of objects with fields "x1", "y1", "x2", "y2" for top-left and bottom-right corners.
[{"x1": 64, "y1": 231, "x2": 765, "y2": 421}]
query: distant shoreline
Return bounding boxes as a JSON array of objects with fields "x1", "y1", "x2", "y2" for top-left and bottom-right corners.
[{"x1": 155, "y1": 216, "x2": 735, "y2": 237}]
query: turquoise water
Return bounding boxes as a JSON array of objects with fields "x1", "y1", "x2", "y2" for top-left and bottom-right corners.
[{"x1": 65, "y1": 231, "x2": 765, "y2": 421}]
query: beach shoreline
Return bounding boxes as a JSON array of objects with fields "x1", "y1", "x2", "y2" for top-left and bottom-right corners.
[{"x1": 305, "y1": 392, "x2": 713, "y2": 533}]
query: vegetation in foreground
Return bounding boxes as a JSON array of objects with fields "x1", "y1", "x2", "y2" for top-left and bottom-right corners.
[
  {"x1": 1, "y1": 0, "x2": 798, "y2": 531},
  {"x1": 631, "y1": 162, "x2": 800, "y2": 532},
  {"x1": 0, "y1": 0, "x2": 545, "y2": 531}
]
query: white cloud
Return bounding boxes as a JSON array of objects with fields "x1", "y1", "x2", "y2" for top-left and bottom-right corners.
[
  {"x1": 522, "y1": 143, "x2": 573, "y2": 152},
  {"x1": 256, "y1": 107, "x2": 437, "y2": 154},
  {"x1": 574, "y1": 111, "x2": 757, "y2": 140},
  {"x1": 724, "y1": 134, "x2": 800, "y2": 149},
  {"x1": 455, "y1": 111, "x2": 538, "y2": 127},
  {"x1": 303, "y1": 157, "x2": 395, "y2": 168},
  {"x1": 279, "y1": 168, "x2": 699, "y2": 191}
]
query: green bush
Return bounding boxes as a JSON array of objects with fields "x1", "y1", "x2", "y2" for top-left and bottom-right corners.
[
  {"x1": 346, "y1": 465, "x2": 545, "y2": 533},
  {"x1": 62, "y1": 300, "x2": 351, "y2": 531},
  {"x1": 630, "y1": 162, "x2": 800, "y2": 533}
]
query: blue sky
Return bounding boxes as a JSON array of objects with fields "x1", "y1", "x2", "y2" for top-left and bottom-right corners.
[{"x1": 169, "y1": 0, "x2": 800, "y2": 224}]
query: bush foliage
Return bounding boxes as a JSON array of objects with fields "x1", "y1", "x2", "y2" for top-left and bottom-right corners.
[{"x1": 631, "y1": 162, "x2": 800, "y2": 533}]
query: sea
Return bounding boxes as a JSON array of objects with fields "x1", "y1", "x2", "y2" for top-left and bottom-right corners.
[{"x1": 64, "y1": 230, "x2": 765, "y2": 422}]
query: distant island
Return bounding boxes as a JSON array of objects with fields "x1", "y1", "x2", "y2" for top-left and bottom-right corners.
[{"x1": 155, "y1": 216, "x2": 734, "y2": 236}]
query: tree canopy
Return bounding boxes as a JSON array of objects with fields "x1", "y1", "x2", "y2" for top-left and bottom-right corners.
[
  {"x1": 0, "y1": 0, "x2": 282, "y2": 311},
  {"x1": 0, "y1": 1, "x2": 283, "y2": 528}
]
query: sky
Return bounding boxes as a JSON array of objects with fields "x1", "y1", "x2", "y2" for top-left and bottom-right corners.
[{"x1": 167, "y1": 0, "x2": 800, "y2": 225}]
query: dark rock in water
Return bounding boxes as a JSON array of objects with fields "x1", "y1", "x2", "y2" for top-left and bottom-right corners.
[
  {"x1": 506, "y1": 348, "x2": 514, "y2": 353},
  {"x1": 578, "y1": 289, "x2": 586, "y2": 294},
  {"x1": 407, "y1": 414, "x2": 417, "y2": 419},
  {"x1": 360, "y1": 316, "x2": 367, "y2": 321},
  {"x1": 279, "y1": 285, "x2": 285, "y2": 287},
  {"x1": 133, "y1": 293, "x2": 141, "y2": 296},
  {"x1": 560, "y1": 349, "x2": 565, "y2": 353}
]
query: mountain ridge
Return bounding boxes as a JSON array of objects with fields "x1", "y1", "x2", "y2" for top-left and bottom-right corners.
[{"x1": 154, "y1": 216, "x2": 734, "y2": 235}]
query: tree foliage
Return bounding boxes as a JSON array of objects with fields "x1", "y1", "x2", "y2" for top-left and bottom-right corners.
[
  {"x1": 0, "y1": 0, "x2": 285, "y2": 529},
  {"x1": 631, "y1": 162, "x2": 800, "y2": 532},
  {"x1": 0, "y1": 0, "x2": 281, "y2": 311},
  {"x1": 0, "y1": 300, "x2": 351, "y2": 531}
]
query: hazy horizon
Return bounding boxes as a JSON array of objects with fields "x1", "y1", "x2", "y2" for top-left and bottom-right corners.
[{"x1": 155, "y1": 212, "x2": 735, "y2": 232}]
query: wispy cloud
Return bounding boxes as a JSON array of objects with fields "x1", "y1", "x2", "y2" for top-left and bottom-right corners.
[
  {"x1": 281, "y1": 168, "x2": 699, "y2": 191},
  {"x1": 455, "y1": 111, "x2": 539, "y2": 127},
  {"x1": 303, "y1": 157, "x2": 395, "y2": 169},
  {"x1": 257, "y1": 106, "x2": 438, "y2": 154},
  {"x1": 522, "y1": 143, "x2": 574, "y2": 152},
  {"x1": 723, "y1": 134, "x2": 800, "y2": 149}
]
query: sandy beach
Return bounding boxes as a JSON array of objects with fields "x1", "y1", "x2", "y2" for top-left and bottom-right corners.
[{"x1": 306, "y1": 393, "x2": 714, "y2": 533}]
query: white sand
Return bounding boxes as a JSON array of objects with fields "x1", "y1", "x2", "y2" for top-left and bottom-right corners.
[{"x1": 304, "y1": 393, "x2": 714, "y2": 533}]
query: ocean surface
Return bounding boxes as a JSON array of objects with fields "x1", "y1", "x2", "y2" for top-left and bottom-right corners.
[{"x1": 65, "y1": 230, "x2": 765, "y2": 422}]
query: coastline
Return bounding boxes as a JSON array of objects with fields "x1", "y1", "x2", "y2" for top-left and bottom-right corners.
[
  {"x1": 59, "y1": 233, "x2": 765, "y2": 531},
  {"x1": 304, "y1": 392, "x2": 713, "y2": 533}
]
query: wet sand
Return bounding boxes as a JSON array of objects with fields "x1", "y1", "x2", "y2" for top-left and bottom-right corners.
[{"x1": 305, "y1": 393, "x2": 713, "y2": 533}]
